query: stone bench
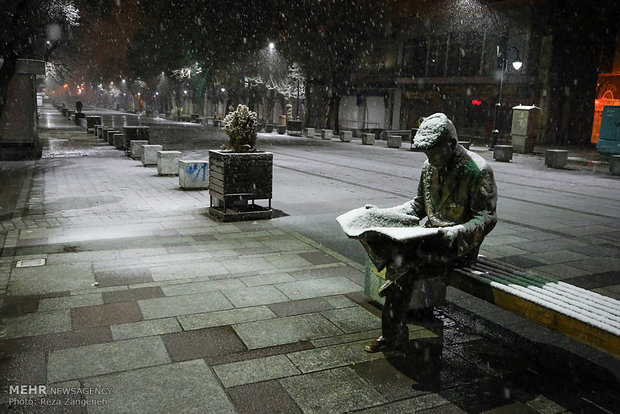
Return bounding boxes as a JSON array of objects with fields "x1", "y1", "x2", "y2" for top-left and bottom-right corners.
[
  {"x1": 493, "y1": 145, "x2": 513, "y2": 162},
  {"x1": 365, "y1": 255, "x2": 620, "y2": 358},
  {"x1": 362, "y1": 133, "x2": 375, "y2": 145},
  {"x1": 130, "y1": 140, "x2": 149, "y2": 159},
  {"x1": 458, "y1": 140, "x2": 471, "y2": 150},
  {"x1": 380, "y1": 129, "x2": 412, "y2": 141},
  {"x1": 387, "y1": 135, "x2": 402, "y2": 148},
  {"x1": 304, "y1": 128, "x2": 315, "y2": 138},
  {"x1": 340, "y1": 131, "x2": 352, "y2": 142},
  {"x1": 157, "y1": 151, "x2": 182, "y2": 175},
  {"x1": 545, "y1": 149, "x2": 568, "y2": 169},
  {"x1": 142, "y1": 144, "x2": 163, "y2": 166},
  {"x1": 179, "y1": 160, "x2": 209, "y2": 190},
  {"x1": 447, "y1": 256, "x2": 620, "y2": 359},
  {"x1": 321, "y1": 129, "x2": 333, "y2": 140}
]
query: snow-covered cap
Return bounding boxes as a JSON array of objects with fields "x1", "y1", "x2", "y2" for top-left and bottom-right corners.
[{"x1": 412, "y1": 113, "x2": 457, "y2": 151}]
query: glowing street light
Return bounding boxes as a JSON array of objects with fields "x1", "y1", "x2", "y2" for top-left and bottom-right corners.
[{"x1": 268, "y1": 42, "x2": 275, "y2": 51}]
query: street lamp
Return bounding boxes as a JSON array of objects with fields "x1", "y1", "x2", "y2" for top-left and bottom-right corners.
[{"x1": 490, "y1": 45, "x2": 522, "y2": 149}]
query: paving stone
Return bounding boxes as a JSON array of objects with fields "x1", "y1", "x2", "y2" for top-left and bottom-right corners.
[
  {"x1": 311, "y1": 329, "x2": 382, "y2": 348},
  {"x1": 161, "y1": 326, "x2": 247, "y2": 362},
  {"x1": 5, "y1": 309, "x2": 71, "y2": 339},
  {"x1": 511, "y1": 238, "x2": 585, "y2": 253},
  {"x1": 352, "y1": 358, "x2": 428, "y2": 401},
  {"x1": 94, "y1": 268, "x2": 154, "y2": 287},
  {"x1": 205, "y1": 340, "x2": 314, "y2": 366},
  {"x1": 494, "y1": 255, "x2": 546, "y2": 269},
  {"x1": 222, "y1": 257, "x2": 277, "y2": 273},
  {"x1": 178, "y1": 306, "x2": 277, "y2": 330},
  {"x1": 227, "y1": 380, "x2": 302, "y2": 414},
  {"x1": 38, "y1": 293, "x2": 103, "y2": 311},
  {"x1": 160, "y1": 278, "x2": 245, "y2": 296},
  {"x1": 528, "y1": 263, "x2": 590, "y2": 279},
  {"x1": 149, "y1": 262, "x2": 228, "y2": 281},
  {"x1": 138, "y1": 291, "x2": 233, "y2": 319},
  {"x1": 297, "y1": 251, "x2": 341, "y2": 265},
  {"x1": 222, "y1": 285, "x2": 290, "y2": 307},
  {"x1": 234, "y1": 313, "x2": 343, "y2": 349},
  {"x1": 287, "y1": 340, "x2": 383, "y2": 373},
  {"x1": 83, "y1": 359, "x2": 235, "y2": 414},
  {"x1": 47, "y1": 336, "x2": 170, "y2": 382},
  {"x1": 0, "y1": 350, "x2": 47, "y2": 386},
  {"x1": 276, "y1": 276, "x2": 362, "y2": 300},
  {"x1": 524, "y1": 394, "x2": 567, "y2": 414},
  {"x1": 564, "y1": 271, "x2": 620, "y2": 289},
  {"x1": 568, "y1": 256, "x2": 620, "y2": 273},
  {"x1": 268, "y1": 297, "x2": 334, "y2": 317},
  {"x1": 279, "y1": 367, "x2": 386, "y2": 414},
  {"x1": 323, "y1": 295, "x2": 358, "y2": 308},
  {"x1": 3, "y1": 326, "x2": 113, "y2": 353},
  {"x1": 71, "y1": 302, "x2": 143, "y2": 329},
  {"x1": 568, "y1": 244, "x2": 619, "y2": 257},
  {"x1": 354, "y1": 394, "x2": 452, "y2": 414},
  {"x1": 213, "y1": 354, "x2": 301, "y2": 387},
  {"x1": 525, "y1": 250, "x2": 592, "y2": 265},
  {"x1": 111, "y1": 317, "x2": 182, "y2": 340},
  {"x1": 288, "y1": 265, "x2": 362, "y2": 280},
  {"x1": 0, "y1": 295, "x2": 39, "y2": 316},
  {"x1": 101, "y1": 286, "x2": 165, "y2": 304},
  {"x1": 8, "y1": 263, "x2": 95, "y2": 295},
  {"x1": 241, "y1": 272, "x2": 295, "y2": 287},
  {"x1": 264, "y1": 253, "x2": 314, "y2": 269},
  {"x1": 321, "y1": 307, "x2": 381, "y2": 333}
]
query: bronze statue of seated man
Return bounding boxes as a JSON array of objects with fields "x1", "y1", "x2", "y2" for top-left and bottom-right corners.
[{"x1": 337, "y1": 113, "x2": 498, "y2": 353}]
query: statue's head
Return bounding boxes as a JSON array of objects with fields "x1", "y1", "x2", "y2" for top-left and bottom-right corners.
[{"x1": 412, "y1": 113, "x2": 458, "y2": 169}]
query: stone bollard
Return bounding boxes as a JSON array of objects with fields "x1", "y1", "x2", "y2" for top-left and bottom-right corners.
[
  {"x1": 179, "y1": 160, "x2": 209, "y2": 189},
  {"x1": 545, "y1": 149, "x2": 568, "y2": 169},
  {"x1": 86, "y1": 116, "x2": 101, "y2": 132},
  {"x1": 130, "y1": 140, "x2": 149, "y2": 159},
  {"x1": 93, "y1": 125, "x2": 103, "y2": 136},
  {"x1": 113, "y1": 133, "x2": 125, "y2": 150},
  {"x1": 142, "y1": 145, "x2": 163, "y2": 166},
  {"x1": 321, "y1": 129, "x2": 333, "y2": 140},
  {"x1": 493, "y1": 145, "x2": 513, "y2": 162},
  {"x1": 98, "y1": 126, "x2": 111, "y2": 139},
  {"x1": 304, "y1": 127, "x2": 315, "y2": 138},
  {"x1": 387, "y1": 135, "x2": 402, "y2": 148},
  {"x1": 610, "y1": 155, "x2": 620, "y2": 176},
  {"x1": 157, "y1": 151, "x2": 182, "y2": 175},
  {"x1": 107, "y1": 130, "x2": 120, "y2": 145},
  {"x1": 458, "y1": 140, "x2": 471, "y2": 150},
  {"x1": 340, "y1": 131, "x2": 352, "y2": 142},
  {"x1": 362, "y1": 133, "x2": 375, "y2": 145}
]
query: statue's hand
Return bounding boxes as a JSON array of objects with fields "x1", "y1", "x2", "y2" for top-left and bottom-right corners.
[{"x1": 438, "y1": 226, "x2": 459, "y2": 245}]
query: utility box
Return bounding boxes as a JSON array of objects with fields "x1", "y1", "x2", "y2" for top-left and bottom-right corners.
[
  {"x1": 596, "y1": 106, "x2": 620, "y2": 155},
  {"x1": 510, "y1": 105, "x2": 540, "y2": 153}
]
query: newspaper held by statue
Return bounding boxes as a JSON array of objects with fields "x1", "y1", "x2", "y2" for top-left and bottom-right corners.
[{"x1": 337, "y1": 204, "x2": 443, "y2": 279}]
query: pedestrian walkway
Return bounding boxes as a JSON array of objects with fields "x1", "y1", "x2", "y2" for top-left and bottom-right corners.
[{"x1": 0, "y1": 105, "x2": 618, "y2": 413}]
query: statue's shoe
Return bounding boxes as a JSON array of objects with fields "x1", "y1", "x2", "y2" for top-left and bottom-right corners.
[
  {"x1": 364, "y1": 336, "x2": 406, "y2": 353},
  {"x1": 378, "y1": 280, "x2": 398, "y2": 298}
]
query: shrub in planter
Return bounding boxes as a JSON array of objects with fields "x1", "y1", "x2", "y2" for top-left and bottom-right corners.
[{"x1": 222, "y1": 104, "x2": 257, "y2": 152}]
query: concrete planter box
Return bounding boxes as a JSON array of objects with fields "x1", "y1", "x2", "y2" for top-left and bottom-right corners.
[
  {"x1": 304, "y1": 128, "x2": 315, "y2": 138},
  {"x1": 179, "y1": 160, "x2": 209, "y2": 189},
  {"x1": 122, "y1": 126, "x2": 149, "y2": 149},
  {"x1": 157, "y1": 151, "x2": 182, "y2": 175},
  {"x1": 321, "y1": 129, "x2": 333, "y2": 140},
  {"x1": 130, "y1": 140, "x2": 149, "y2": 159},
  {"x1": 387, "y1": 135, "x2": 402, "y2": 148},
  {"x1": 264, "y1": 124, "x2": 274, "y2": 133},
  {"x1": 86, "y1": 116, "x2": 101, "y2": 132},
  {"x1": 511, "y1": 134, "x2": 535, "y2": 153},
  {"x1": 340, "y1": 131, "x2": 352, "y2": 142},
  {"x1": 73, "y1": 112, "x2": 85, "y2": 126},
  {"x1": 142, "y1": 145, "x2": 163, "y2": 166},
  {"x1": 113, "y1": 133, "x2": 125, "y2": 150},
  {"x1": 611, "y1": 155, "x2": 620, "y2": 176},
  {"x1": 493, "y1": 145, "x2": 513, "y2": 162},
  {"x1": 287, "y1": 120, "x2": 303, "y2": 136},
  {"x1": 107, "y1": 130, "x2": 120, "y2": 145},
  {"x1": 93, "y1": 125, "x2": 103, "y2": 136},
  {"x1": 362, "y1": 133, "x2": 375, "y2": 145},
  {"x1": 545, "y1": 149, "x2": 568, "y2": 169},
  {"x1": 277, "y1": 125, "x2": 286, "y2": 134},
  {"x1": 66, "y1": 110, "x2": 75, "y2": 120},
  {"x1": 208, "y1": 150, "x2": 273, "y2": 222}
]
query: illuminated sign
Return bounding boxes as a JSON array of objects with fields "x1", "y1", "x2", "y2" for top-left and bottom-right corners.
[{"x1": 471, "y1": 99, "x2": 482, "y2": 106}]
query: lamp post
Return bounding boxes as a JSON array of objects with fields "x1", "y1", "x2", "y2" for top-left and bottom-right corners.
[{"x1": 490, "y1": 45, "x2": 522, "y2": 149}]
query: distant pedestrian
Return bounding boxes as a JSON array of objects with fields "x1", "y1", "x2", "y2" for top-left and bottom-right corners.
[{"x1": 75, "y1": 100, "x2": 83, "y2": 113}]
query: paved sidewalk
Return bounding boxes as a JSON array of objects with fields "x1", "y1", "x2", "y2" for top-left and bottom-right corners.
[{"x1": 0, "y1": 105, "x2": 618, "y2": 413}]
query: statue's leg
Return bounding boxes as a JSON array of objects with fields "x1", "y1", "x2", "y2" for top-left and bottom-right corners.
[{"x1": 365, "y1": 278, "x2": 410, "y2": 353}]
